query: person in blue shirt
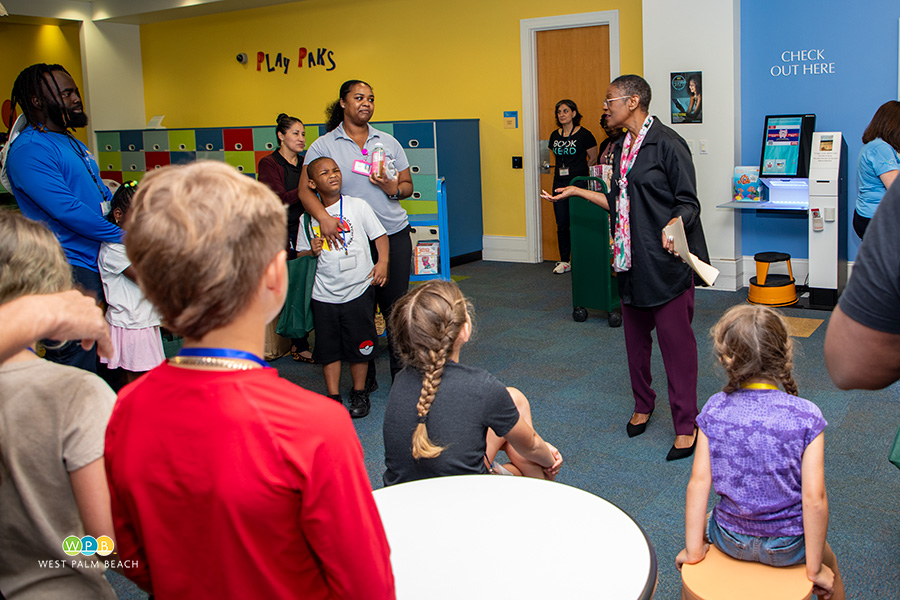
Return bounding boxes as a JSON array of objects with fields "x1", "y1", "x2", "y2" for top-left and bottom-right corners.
[
  {"x1": 5, "y1": 63, "x2": 122, "y2": 372},
  {"x1": 854, "y1": 101, "x2": 900, "y2": 239}
]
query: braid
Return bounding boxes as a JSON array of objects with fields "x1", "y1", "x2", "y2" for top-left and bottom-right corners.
[
  {"x1": 10, "y1": 64, "x2": 69, "y2": 132},
  {"x1": 389, "y1": 280, "x2": 471, "y2": 461}
]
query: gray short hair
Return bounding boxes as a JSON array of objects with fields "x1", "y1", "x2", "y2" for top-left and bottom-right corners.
[{"x1": 611, "y1": 74, "x2": 652, "y2": 112}]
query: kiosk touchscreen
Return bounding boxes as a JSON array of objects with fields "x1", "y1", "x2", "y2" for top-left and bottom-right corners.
[{"x1": 758, "y1": 114, "x2": 816, "y2": 208}]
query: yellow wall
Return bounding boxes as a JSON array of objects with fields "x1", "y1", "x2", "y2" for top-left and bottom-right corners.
[
  {"x1": 140, "y1": 0, "x2": 642, "y2": 238},
  {"x1": 0, "y1": 20, "x2": 87, "y2": 145}
]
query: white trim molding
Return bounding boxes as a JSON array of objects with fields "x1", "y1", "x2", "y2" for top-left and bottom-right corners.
[
  {"x1": 482, "y1": 235, "x2": 532, "y2": 263},
  {"x1": 520, "y1": 11, "x2": 620, "y2": 264}
]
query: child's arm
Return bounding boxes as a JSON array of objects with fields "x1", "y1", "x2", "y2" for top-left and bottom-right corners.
[
  {"x1": 801, "y1": 432, "x2": 835, "y2": 598},
  {"x1": 676, "y1": 429, "x2": 712, "y2": 570},
  {"x1": 369, "y1": 234, "x2": 389, "y2": 287},
  {"x1": 296, "y1": 237, "x2": 323, "y2": 258}
]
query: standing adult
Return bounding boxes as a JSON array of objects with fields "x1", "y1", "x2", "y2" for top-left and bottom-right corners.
[
  {"x1": 853, "y1": 100, "x2": 900, "y2": 239},
  {"x1": 257, "y1": 113, "x2": 313, "y2": 363},
  {"x1": 299, "y1": 79, "x2": 414, "y2": 384},
  {"x1": 547, "y1": 99, "x2": 598, "y2": 274},
  {"x1": 4, "y1": 63, "x2": 122, "y2": 372},
  {"x1": 543, "y1": 74, "x2": 708, "y2": 461}
]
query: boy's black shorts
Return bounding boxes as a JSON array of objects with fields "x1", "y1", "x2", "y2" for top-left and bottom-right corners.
[{"x1": 311, "y1": 288, "x2": 377, "y2": 364}]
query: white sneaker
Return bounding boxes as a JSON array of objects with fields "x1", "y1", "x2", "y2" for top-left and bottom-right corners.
[{"x1": 553, "y1": 261, "x2": 571, "y2": 274}]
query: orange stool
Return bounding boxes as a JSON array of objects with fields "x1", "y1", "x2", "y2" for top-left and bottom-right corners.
[
  {"x1": 681, "y1": 545, "x2": 812, "y2": 600},
  {"x1": 748, "y1": 251, "x2": 798, "y2": 307}
]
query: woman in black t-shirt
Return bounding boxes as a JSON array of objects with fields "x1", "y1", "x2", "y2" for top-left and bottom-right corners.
[{"x1": 547, "y1": 99, "x2": 598, "y2": 274}]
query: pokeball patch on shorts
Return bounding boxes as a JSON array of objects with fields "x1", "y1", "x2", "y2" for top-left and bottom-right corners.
[{"x1": 359, "y1": 340, "x2": 374, "y2": 356}]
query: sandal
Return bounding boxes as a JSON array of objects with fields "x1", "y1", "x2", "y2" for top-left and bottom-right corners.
[{"x1": 291, "y1": 348, "x2": 314, "y2": 363}]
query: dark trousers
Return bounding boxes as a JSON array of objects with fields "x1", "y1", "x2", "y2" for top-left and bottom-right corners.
[
  {"x1": 853, "y1": 210, "x2": 870, "y2": 240},
  {"x1": 621, "y1": 285, "x2": 699, "y2": 436},
  {"x1": 43, "y1": 265, "x2": 101, "y2": 373},
  {"x1": 553, "y1": 198, "x2": 571, "y2": 262},
  {"x1": 369, "y1": 225, "x2": 412, "y2": 380}
]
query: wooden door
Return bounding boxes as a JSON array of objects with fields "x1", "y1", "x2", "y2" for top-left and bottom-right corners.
[{"x1": 536, "y1": 26, "x2": 611, "y2": 261}]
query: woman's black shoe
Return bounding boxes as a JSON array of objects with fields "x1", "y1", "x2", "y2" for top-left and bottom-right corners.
[
  {"x1": 666, "y1": 431, "x2": 698, "y2": 461},
  {"x1": 626, "y1": 411, "x2": 653, "y2": 438}
]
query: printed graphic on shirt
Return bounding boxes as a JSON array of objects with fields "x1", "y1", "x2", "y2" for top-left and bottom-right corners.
[
  {"x1": 62, "y1": 535, "x2": 115, "y2": 557},
  {"x1": 552, "y1": 139, "x2": 580, "y2": 156}
]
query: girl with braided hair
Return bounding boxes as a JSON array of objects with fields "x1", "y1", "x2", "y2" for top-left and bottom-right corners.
[
  {"x1": 677, "y1": 304, "x2": 844, "y2": 600},
  {"x1": 382, "y1": 280, "x2": 562, "y2": 485}
]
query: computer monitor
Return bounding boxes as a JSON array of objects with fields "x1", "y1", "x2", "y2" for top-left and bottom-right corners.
[{"x1": 759, "y1": 114, "x2": 816, "y2": 178}]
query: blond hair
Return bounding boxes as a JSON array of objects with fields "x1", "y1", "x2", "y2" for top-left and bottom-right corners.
[
  {"x1": 712, "y1": 304, "x2": 798, "y2": 396},
  {"x1": 389, "y1": 280, "x2": 472, "y2": 459},
  {"x1": 124, "y1": 161, "x2": 286, "y2": 339},
  {"x1": 0, "y1": 210, "x2": 72, "y2": 305}
]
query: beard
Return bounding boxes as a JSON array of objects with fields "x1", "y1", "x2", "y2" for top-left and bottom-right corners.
[{"x1": 47, "y1": 102, "x2": 88, "y2": 130}]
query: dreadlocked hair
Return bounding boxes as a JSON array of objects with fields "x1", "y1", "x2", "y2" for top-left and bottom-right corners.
[
  {"x1": 10, "y1": 63, "x2": 72, "y2": 132},
  {"x1": 711, "y1": 304, "x2": 798, "y2": 396},
  {"x1": 389, "y1": 280, "x2": 472, "y2": 459}
]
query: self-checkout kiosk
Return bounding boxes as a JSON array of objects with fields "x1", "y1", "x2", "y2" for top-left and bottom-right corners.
[{"x1": 723, "y1": 114, "x2": 848, "y2": 309}]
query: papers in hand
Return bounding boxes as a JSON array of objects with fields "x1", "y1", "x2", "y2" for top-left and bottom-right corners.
[{"x1": 663, "y1": 217, "x2": 719, "y2": 286}]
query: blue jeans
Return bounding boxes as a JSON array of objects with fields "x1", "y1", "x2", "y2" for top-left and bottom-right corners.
[{"x1": 707, "y1": 513, "x2": 806, "y2": 567}]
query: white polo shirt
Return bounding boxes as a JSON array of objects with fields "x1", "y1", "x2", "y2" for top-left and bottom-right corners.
[{"x1": 305, "y1": 123, "x2": 410, "y2": 235}]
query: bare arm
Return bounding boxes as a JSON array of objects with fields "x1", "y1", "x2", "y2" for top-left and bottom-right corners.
[
  {"x1": 880, "y1": 169, "x2": 898, "y2": 190},
  {"x1": 298, "y1": 168, "x2": 339, "y2": 245},
  {"x1": 503, "y1": 415, "x2": 555, "y2": 469},
  {"x1": 70, "y1": 457, "x2": 119, "y2": 571},
  {"x1": 541, "y1": 186, "x2": 609, "y2": 211},
  {"x1": 0, "y1": 292, "x2": 112, "y2": 361},
  {"x1": 824, "y1": 305, "x2": 900, "y2": 389},
  {"x1": 801, "y1": 433, "x2": 835, "y2": 598},
  {"x1": 370, "y1": 167, "x2": 413, "y2": 200},
  {"x1": 369, "y1": 234, "x2": 389, "y2": 287},
  {"x1": 676, "y1": 430, "x2": 712, "y2": 570},
  {"x1": 586, "y1": 145, "x2": 599, "y2": 167}
]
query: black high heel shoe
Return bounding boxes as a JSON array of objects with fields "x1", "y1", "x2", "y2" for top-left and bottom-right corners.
[
  {"x1": 666, "y1": 429, "x2": 698, "y2": 461},
  {"x1": 626, "y1": 411, "x2": 653, "y2": 438}
]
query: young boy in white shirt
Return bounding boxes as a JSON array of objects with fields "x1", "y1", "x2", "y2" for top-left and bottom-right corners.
[{"x1": 297, "y1": 156, "x2": 388, "y2": 418}]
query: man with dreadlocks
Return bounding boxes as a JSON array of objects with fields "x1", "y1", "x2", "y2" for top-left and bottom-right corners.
[{"x1": 4, "y1": 63, "x2": 122, "y2": 372}]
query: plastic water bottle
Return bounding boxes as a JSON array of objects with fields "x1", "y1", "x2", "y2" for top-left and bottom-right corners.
[{"x1": 370, "y1": 143, "x2": 385, "y2": 179}]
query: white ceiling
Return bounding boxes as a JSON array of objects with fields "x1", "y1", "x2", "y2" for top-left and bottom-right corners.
[{"x1": 2, "y1": 0, "x2": 305, "y2": 25}]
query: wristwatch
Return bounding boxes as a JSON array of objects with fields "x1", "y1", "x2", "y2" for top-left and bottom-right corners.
[{"x1": 387, "y1": 190, "x2": 401, "y2": 201}]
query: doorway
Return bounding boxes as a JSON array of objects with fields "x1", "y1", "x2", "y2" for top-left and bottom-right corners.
[{"x1": 520, "y1": 11, "x2": 621, "y2": 263}]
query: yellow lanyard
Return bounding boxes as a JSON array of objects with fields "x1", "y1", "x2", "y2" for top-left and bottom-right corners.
[{"x1": 740, "y1": 382, "x2": 778, "y2": 390}]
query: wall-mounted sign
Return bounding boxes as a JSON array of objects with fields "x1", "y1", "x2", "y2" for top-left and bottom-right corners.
[
  {"x1": 770, "y1": 48, "x2": 835, "y2": 78},
  {"x1": 671, "y1": 71, "x2": 702, "y2": 124},
  {"x1": 254, "y1": 47, "x2": 336, "y2": 74}
]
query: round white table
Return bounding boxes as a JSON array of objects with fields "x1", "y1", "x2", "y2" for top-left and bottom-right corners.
[{"x1": 373, "y1": 475, "x2": 657, "y2": 599}]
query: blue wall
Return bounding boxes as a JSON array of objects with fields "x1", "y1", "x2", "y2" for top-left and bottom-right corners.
[{"x1": 740, "y1": 0, "x2": 899, "y2": 260}]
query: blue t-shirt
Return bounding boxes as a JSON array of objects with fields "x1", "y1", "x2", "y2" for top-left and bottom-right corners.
[
  {"x1": 305, "y1": 123, "x2": 410, "y2": 235},
  {"x1": 6, "y1": 126, "x2": 121, "y2": 271},
  {"x1": 856, "y1": 138, "x2": 900, "y2": 218}
]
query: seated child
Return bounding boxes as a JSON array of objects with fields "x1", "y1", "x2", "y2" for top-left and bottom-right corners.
[
  {"x1": 98, "y1": 180, "x2": 165, "y2": 384},
  {"x1": 676, "y1": 304, "x2": 844, "y2": 600},
  {"x1": 382, "y1": 280, "x2": 563, "y2": 485},
  {"x1": 0, "y1": 212, "x2": 117, "y2": 599},
  {"x1": 296, "y1": 156, "x2": 388, "y2": 418},
  {"x1": 104, "y1": 161, "x2": 394, "y2": 598}
]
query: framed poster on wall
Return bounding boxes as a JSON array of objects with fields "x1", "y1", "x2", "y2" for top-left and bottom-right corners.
[{"x1": 671, "y1": 71, "x2": 702, "y2": 124}]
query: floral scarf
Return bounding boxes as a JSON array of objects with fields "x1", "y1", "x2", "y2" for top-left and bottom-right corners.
[{"x1": 613, "y1": 115, "x2": 654, "y2": 272}]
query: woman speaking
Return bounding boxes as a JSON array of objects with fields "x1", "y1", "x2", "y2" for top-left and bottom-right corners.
[{"x1": 543, "y1": 74, "x2": 708, "y2": 461}]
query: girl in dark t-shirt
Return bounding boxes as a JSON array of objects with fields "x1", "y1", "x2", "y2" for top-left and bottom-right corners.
[
  {"x1": 382, "y1": 280, "x2": 562, "y2": 485},
  {"x1": 547, "y1": 99, "x2": 598, "y2": 273}
]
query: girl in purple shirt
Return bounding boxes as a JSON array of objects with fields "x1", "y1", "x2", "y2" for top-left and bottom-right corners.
[{"x1": 676, "y1": 305, "x2": 845, "y2": 600}]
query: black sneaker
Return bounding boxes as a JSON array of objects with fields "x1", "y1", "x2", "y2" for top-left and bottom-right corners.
[
  {"x1": 348, "y1": 388, "x2": 370, "y2": 419},
  {"x1": 327, "y1": 394, "x2": 343, "y2": 404}
]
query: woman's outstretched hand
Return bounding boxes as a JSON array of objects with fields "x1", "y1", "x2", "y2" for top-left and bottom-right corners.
[{"x1": 541, "y1": 187, "x2": 577, "y2": 203}]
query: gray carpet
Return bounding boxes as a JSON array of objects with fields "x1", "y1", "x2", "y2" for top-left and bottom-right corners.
[{"x1": 111, "y1": 259, "x2": 900, "y2": 598}]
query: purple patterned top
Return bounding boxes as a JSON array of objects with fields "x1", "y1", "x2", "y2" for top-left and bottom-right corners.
[{"x1": 696, "y1": 389, "x2": 827, "y2": 537}]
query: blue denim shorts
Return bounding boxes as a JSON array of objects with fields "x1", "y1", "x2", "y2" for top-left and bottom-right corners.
[{"x1": 707, "y1": 513, "x2": 806, "y2": 567}]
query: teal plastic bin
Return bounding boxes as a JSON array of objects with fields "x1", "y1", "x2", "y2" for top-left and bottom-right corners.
[{"x1": 568, "y1": 176, "x2": 621, "y2": 327}]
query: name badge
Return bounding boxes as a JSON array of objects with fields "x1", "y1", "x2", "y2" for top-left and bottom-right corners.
[
  {"x1": 339, "y1": 255, "x2": 357, "y2": 271},
  {"x1": 559, "y1": 167, "x2": 570, "y2": 177},
  {"x1": 352, "y1": 160, "x2": 371, "y2": 176}
]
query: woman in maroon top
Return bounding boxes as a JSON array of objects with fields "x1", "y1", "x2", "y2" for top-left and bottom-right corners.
[{"x1": 257, "y1": 113, "x2": 313, "y2": 362}]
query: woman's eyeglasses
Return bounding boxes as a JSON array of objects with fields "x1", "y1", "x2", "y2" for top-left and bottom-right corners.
[{"x1": 603, "y1": 96, "x2": 631, "y2": 109}]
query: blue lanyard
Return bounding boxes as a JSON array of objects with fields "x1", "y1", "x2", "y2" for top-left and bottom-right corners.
[
  {"x1": 339, "y1": 195, "x2": 348, "y2": 252},
  {"x1": 178, "y1": 347, "x2": 270, "y2": 368}
]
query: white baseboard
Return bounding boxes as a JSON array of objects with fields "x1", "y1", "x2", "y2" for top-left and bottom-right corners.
[
  {"x1": 707, "y1": 258, "x2": 743, "y2": 292},
  {"x1": 482, "y1": 235, "x2": 533, "y2": 263}
]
